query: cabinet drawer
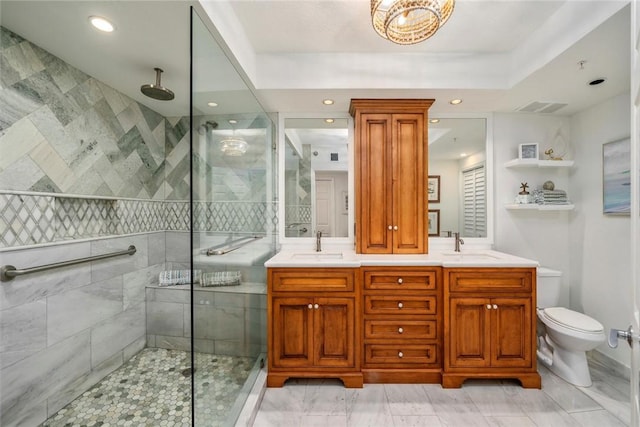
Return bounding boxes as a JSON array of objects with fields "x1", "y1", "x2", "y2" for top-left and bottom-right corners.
[
  {"x1": 271, "y1": 269, "x2": 354, "y2": 292},
  {"x1": 364, "y1": 295, "x2": 437, "y2": 315},
  {"x1": 447, "y1": 269, "x2": 533, "y2": 293},
  {"x1": 365, "y1": 344, "x2": 438, "y2": 365},
  {"x1": 364, "y1": 270, "x2": 438, "y2": 291},
  {"x1": 364, "y1": 319, "x2": 437, "y2": 340}
]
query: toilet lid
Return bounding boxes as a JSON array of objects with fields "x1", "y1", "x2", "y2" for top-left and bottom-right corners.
[{"x1": 543, "y1": 307, "x2": 603, "y2": 333}]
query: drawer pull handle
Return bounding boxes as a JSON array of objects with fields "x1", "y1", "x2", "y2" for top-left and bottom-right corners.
[
  {"x1": 398, "y1": 351, "x2": 404, "y2": 358},
  {"x1": 398, "y1": 327, "x2": 404, "y2": 334},
  {"x1": 486, "y1": 304, "x2": 492, "y2": 309},
  {"x1": 493, "y1": 304, "x2": 498, "y2": 309},
  {"x1": 397, "y1": 278, "x2": 403, "y2": 284},
  {"x1": 398, "y1": 302, "x2": 403, "y2": 309},
  {"x1": 308, "y1": 304, "x2": 313, "y2": 309},
  {"x1": 314, "y1": 303, "x2": 319, "y2": 309}
]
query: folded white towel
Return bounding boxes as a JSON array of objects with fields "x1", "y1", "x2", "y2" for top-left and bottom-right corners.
[
  {"x1": 201, "y1": 271, "x2": 241, "y2": 287},
  {"x1": 159, "y1": 270, "x2": 201, "y2": 286}
]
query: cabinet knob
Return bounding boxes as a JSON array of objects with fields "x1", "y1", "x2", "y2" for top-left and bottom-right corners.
[
  {"x1": 398, "y1": 302, "x2": 403, "y2": 309},
  {"x1": 398, "y1": 351, "x2": 404, "y2": 358},
  {"x1": 398, "y1": 327, "x2": 404, "y2": 334},
  {"x1": 314, "y1": 303, "x2": 319, "y2": 309},
  {"x1": 397, "y1": 278, "x2": 403, "y2": 284},
  {"x1": 486, "y1": 304, "x2": 492, "y2": 309},
  {"x1": 393, "y1": 225, "x2": 398, "y2": 231},
  {"x1": 388, "y1": 225, "x2": 393, "y2": 230},
  {"x1": 308, "y1": 304, "x2": 313, "y2": 309},
  {"x1": 493, "y1": 304, "x2": 498, "y2": 309}
]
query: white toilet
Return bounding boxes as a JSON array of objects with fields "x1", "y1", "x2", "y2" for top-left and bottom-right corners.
[{"x1": 536, "y1": 267, "x2": 605, "y2": 387}]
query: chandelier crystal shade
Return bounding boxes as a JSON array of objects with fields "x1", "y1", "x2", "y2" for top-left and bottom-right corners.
[
  {"x1": 371, "y1": 0, "x2": 455, "y2": 45},
  {"x1": 220, "y1": 136, "x2": 248, "y2": 156}
]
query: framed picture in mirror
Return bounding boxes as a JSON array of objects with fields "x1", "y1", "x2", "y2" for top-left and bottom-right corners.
[
  {"x1": 428, "y1": 175, "x2": 440, "y2": 203},
  {"x1": 428, "y1": 209, "x2": 440, "y2": 236}
]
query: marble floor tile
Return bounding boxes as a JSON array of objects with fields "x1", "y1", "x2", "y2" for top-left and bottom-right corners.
[{"x1": 254, "y1": 359, "x2": 632, "y2": 427}]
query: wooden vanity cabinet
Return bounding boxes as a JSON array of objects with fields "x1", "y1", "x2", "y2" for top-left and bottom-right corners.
[
  {"x1": 362, "y1": 267, "x2": 442, "y2": 383},
  {"x1": 350, "y1": 99, "x2": 434, "y2": 254},
  {"x1": 443, "y1": 268, "x2": 541, "y2": 388},
  {"x1": 267, "y1": 268, "x2": 363, "y2": 388}
]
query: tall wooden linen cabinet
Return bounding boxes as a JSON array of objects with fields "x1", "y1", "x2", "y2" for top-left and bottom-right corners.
[{"x1": 349, "y1": 99, "x2": 434, "y2": 254}]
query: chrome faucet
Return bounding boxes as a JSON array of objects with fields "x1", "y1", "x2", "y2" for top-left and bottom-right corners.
[
  {"x1": 316, "y1": 230, "x2": 322, "y2": 252},
  {"x1": 454, "y1": 232, "x2": 464, "y2": 252}
]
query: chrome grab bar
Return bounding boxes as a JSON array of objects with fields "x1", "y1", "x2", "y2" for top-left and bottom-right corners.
[
  {"x1": 205, "y1": 236, "x2": 263, "y2": 256},
  {"x1": 1, "y1": 245, "x2": 137, "y2": 282}
]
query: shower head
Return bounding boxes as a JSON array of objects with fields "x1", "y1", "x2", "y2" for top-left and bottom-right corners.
[
  {"x1": 140, "y1": 68, "x2": 174, "y2": 101},
  {"x1": 198, "y1": 120, "x2": 219, "y2": 135}
]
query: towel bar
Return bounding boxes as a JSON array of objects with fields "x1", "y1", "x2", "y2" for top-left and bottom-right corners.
[
  {"x1": 205, "y1": 236, "x2": 263, "y2": 256},
  {"x1": 1, "y1": 245, "x2": 136, "y2": 282}
]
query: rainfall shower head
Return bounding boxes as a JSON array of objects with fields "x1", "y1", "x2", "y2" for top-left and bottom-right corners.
[{"x1": 140, "y1": 68, "x2": 174, "y2": 101}]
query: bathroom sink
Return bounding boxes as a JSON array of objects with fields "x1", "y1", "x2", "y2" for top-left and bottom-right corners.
[
  {"x1": 440, "y1": 251, "x2": 500, "y2": 261},
  {"x1": 291, "y1": 252, "x2": 343, "y2": 260}
]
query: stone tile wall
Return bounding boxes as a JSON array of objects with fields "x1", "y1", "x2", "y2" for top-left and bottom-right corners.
[{"x1": 0, "y1": 233, "x2": 165, "y2": 426}]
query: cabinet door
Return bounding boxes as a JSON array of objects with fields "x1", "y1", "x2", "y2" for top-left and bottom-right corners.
[
  {"x1": 314, "y1": 297, "x2": 355, "y2": 367},
  {"x1": 393, "y1": 113, "x2": 426, "y2": 253},
  {"x1": 449, "y1": 297, "x2": 491, "y2": 368},
  {"x1": 357, "y1": 113, "x2": 393, "y2": 253},
  {"x1": 490, "y1": 297, "x2": 533, "y2": 368},
  {"x1": 272, "y1": 297, "x2": 313, "y2": 368}
]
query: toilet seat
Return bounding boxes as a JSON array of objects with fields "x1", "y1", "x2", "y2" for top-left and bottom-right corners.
[{"x1": 542, "y1": 307, "x2": 604, "y2": 333}]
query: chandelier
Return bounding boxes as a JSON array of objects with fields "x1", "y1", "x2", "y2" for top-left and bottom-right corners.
[
  {"x1": 371, "y1": 0, "x2": 455, "y2": 45},
  {"x1": 220, "y1": 136, "x2": 248, "y2": 156}
]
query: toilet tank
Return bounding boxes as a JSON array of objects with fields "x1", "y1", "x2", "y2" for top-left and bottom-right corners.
[{"x1": 537, "y1": 267, "x2": 562, "y2": 308}]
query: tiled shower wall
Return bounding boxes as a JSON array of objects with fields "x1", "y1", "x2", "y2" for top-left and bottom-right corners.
[{"x1": 0, "y1": 26, "x2": 274, "y2": 427}]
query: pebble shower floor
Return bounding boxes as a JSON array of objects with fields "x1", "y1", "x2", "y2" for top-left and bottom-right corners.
[{"x1": 41, "y1": 348, "x2": 255, "y2": 427}]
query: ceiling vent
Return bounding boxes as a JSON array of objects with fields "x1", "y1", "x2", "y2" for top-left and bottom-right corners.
[{"x1": 516, "y1": 101, "x2": 568, "y2": 114}]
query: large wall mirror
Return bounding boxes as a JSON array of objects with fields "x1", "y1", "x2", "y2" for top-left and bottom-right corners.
[
  {"x1": 278, "y1": 115, "x2": 354, "y2": 243},
  {"x1": 428, "y1": 114, "x2": 493, "y2": 242},
  {"x1": 278, "y1": 113, "x2": 492, "y2": 246}
]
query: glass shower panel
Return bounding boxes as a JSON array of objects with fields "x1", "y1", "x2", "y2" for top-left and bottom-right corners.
[{"x1": 190, "y1": 9, "x2": 276, "y2": 426}]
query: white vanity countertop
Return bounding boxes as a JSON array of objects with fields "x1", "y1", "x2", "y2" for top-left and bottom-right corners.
[{"x1": 264, "y1": 249, "x2": 538, "y2": 268}]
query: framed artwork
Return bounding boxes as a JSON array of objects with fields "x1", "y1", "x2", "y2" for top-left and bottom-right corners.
[
  {"x1": 428, "y1": 175, "x2": 440, "y2": 203},
  {"x1": 603, "y1": 137, "x2": 630, "y2": 215},
  {"x1": 428, "y1": 209, "x2": 440, "y2": 236},
  {"x1": 519, "y1": 143, "x2": 539, "y2": 160}
]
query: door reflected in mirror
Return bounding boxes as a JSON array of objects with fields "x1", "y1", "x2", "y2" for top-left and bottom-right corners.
[
  {"x1": 428, "y1": 118, "x2": 487, "y2": 238},
  {"x1": 284, "y1": 118, "x2": 349, "y2": 238}
]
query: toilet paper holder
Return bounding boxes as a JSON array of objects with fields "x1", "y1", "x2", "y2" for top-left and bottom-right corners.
[{"x1": 608, "y1": 325, "x2": 636, "y2": 348}]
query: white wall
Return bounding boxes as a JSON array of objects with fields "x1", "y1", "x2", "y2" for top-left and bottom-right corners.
[
  {"x1": 493, "y1": 113, "x2": 573, "y2": 306},
  {"x1": 569, "y1": 92, "x2": 631, "y2": 365},
  {"x1": 428, "y1": 160, "x2": 460, "y2": 236}
]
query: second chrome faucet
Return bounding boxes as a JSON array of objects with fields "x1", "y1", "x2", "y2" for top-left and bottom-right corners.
[
  {"x1": 453, "y1": 232, "x2": 464, "y2": 252},
  {"x1": 316, "y1": 230, "x2": 322, "y2": 252}
]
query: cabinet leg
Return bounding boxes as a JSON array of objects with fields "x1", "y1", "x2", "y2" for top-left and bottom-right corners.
[
  {"x1": 266, "y1": 374, "x2": 289, "y2": 387},
  {"x1": 441, "y1": 374, "x2": 464, "y2": 388},
  {"x1": 340, "y1": 374, "x2": 364, "y2": 388}
]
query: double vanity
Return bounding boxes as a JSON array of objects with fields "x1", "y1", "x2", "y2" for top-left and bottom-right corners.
[
  {"x1": 269, "y1": 99, "x2": 540, "y2": 390},
  {"x1": 264, "y1": 249, "x2": 541, "y2": 389}
]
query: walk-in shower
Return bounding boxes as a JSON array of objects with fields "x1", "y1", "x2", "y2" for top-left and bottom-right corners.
[{"x1": 0, "y1": 4, "x2": 274, "y2": 426}]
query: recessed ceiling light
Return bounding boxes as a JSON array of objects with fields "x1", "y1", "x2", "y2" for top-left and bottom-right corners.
[
  {"x1": 207, "y1": 102, "x2": 218, "y2": 107},
  {"x1": 450, "y1": 99, "x2": 463, "y2": 105},
  {"x1": 228, "y1": 119, "x2": 238, "y2": 124},
  {"x1": 89, "y1": 16, "x2": 114, "y2": 33},
  {"x1": 430, "y1": 119, "x2": 440, "y2": 123},
  {"x1": 588, "y1": 78, "x2": 606, "y2": 86},
  {"x1": 325, "y1": 118, "x2": 335, "y2": 124},
  {"x1": 322, "y1": 99, "x2": 334, "y2": 105},
  {"x1": 460, "y1": 153, "x2": 467, "y2": 157}
]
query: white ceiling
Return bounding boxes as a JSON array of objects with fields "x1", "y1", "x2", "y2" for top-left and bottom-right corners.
[{"x1": 0, "y1": 0, "x2": 631, "y2": 118}]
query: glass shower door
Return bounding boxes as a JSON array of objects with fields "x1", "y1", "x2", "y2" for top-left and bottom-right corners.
[{"x1": 190, "y1": 8, "x2": 276, "y2": 426}]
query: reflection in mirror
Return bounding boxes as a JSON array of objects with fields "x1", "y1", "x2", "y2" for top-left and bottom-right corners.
[
  {"x1": 284, "y1": 118, "x2": 349, "y2": 238},
  {"x1": 428, "y1": 118, "x2": 487, "y2": 238}
]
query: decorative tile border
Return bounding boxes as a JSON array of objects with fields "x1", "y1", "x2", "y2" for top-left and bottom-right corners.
[{"x1": 0, "y1": 192, "x2": 277, "y2": 248}]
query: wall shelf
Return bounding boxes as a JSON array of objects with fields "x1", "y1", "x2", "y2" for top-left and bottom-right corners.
[
  {"x1": 505, "y1": 203, "x2": 575, "y2": 211},
  {"x1": 504, "y1": 159, "x2": 574, "y2": 168}
]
